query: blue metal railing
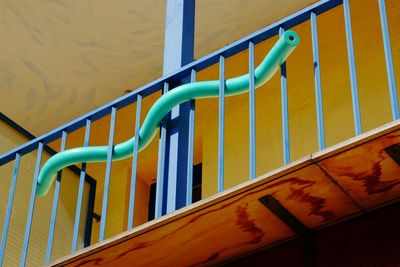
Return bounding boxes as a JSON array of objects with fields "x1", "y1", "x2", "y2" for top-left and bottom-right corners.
[
  {"x1": 45, "y1": 131, "x2": 66, "y2": 264},
  {"x1": 0, "y1": 0, "x2": 398, "y2": 265},
  {"x1": 310, "y1": 11, "x2": 326, "y2": 150},
  {"x1": 127, "y1": 94, "x2": 142, "y2": 230},
  {"x1": 218, "y1": 55, "x2": 225, "y2": 192}
]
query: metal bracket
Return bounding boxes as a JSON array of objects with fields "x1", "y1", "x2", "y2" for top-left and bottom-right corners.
[
  {"x1": 385, "y1": 144, "x2": 400, "y2": 166},
  {"x1": 92, "y1": 213, "x2": 101, "y2": 222},
  {"x1": 259, "y1": 195, "x2": 314, "y2": 267}
]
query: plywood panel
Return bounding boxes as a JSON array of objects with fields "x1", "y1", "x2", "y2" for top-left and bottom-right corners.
[
  {"x1": 55, "y1": 177, "x2": 299, "y2": 266},
  {"x1": 318, "y1": 130, "x2": 400, "y2": 209},
  {"x1": 53, "y1": 163, "x2": 360, "y2": 266},
  {"x1": 53, "y1": 121, "x2": 400, "y2": 266},
  {"x1": 264, "y1": 164, "x2": 360, "y2": 228}
]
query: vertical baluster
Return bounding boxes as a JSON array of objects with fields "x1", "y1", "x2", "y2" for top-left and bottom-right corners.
[
  {"x1": 155, "y1": 83, "x2": 169, "y2": 218},
  {"x1": 45, "y1": 131, "x2": 67, "y2": 264},
  {"x1": 20, "y1": 142, "x2": 43, "y2": 267},
  {"x1": 378, "y1": 0, "x2": 399, "y2": 120},
  {"x1": 127, "y1": 94, "x2": 142, "y2": 230},
  {"x1": 0, "y1": 153, "x2": 20, "y2": 266},
  {"x1": 99, "y1": 107, "x2": 117, "y2": 241},
  {"x1": 218, "y1": 55, "x2": 225, "y2": 192},
  {"x1": 249, "y1": 41, "x2": 256, "y2": 179},
  {"x1": 280, "y1": 27, "x2": 291, "y2": 164},
  {"x1": 72, "y1": 119, "x2": 91, "y2": 252},
  {"x1": 343, "y1": 0, "x2": 362, "y2": 135},
  {"x1": 310, "y1": 12, "x2": 326, "y2": 150},
  {"x1": 186, "y1": 69, "x2": 196, "y2": 205}
]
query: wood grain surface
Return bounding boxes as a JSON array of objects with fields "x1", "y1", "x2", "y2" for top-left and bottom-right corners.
[{"x1": 53, "y1": 120, "x2": 400, "y2": 266}]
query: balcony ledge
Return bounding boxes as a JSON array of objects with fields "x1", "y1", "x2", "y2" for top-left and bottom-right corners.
[{"x1": 52, "y1": 119, "x2": 400, "y2": 266}]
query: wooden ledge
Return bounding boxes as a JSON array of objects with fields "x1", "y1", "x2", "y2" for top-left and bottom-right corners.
[{"x1": 52, "y1": 120, "x2": 400, "y2": 266}]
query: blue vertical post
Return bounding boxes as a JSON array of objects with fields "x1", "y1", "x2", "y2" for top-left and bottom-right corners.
[
  {"x1": 127, "y1": 94, "x2": 142, "y2": 230},
  {"x1": 378, "y1": 0, "x2": 399, "y2": 120},
  {"x1": 343, "y1": 0, "x2": 362, "y2": 135},
  {"x1": 310, "y1": 12, "x2": 326, "y2": 150},
  {"x1": 249, "y1": 41, "x2": 256, "y2": 179},
  {"x1": 45, "y1": 131, "x2": 67, "y2": 264},
  {"x1": 0, "y1": 153, "x2": 20, "y2": 266},
  {"x1": 218, "y1": 55, "x2": 225, "y2": 192},
  {"x1": 99, "y1": 107, "x2": 117, "y2": 241},
  {"x1": 155, "y1": 83, "x2": 169, "y2": 219},
  {"x1": 280, "y1": 27, "x2": 291, "y2": 164},
  {"x1": 162, "y1": 0, "x2": 195, "y2": 214},
  {"x1": 72, "y1": 119, "x2": 91, "y2": 252},
  {"x1": 186, "y1": 69, "x2": 196, "y2": 205},
  {"x1": 21, "y1": 142, "x2": 43, "y2": 267}
]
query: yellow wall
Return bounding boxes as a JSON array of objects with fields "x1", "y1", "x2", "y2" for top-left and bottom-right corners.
[
  {"x1": 52, "y1": 0, "x2": 400, "y2": 243},
  {"x1": 0, "y1": 121, "x2": 89, "y2": 266},
  {"x1": 196, "y1": 0, "x2": 400, "y2": 197}
]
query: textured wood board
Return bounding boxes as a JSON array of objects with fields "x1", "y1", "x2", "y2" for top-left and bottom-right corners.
[
  {"x1": 53, "y1": 121, "x2": 400, "y2": 266},
  {"x1": 57, "y1": 181, "x2": 298, "y2": 266},
  {"x1": 264, "y1": 164, "x2": 361, "y2": 228},
  {"x1": 54, "y1": 165, "x2": 358, "y2": 266},
  {"x1": 318, "y1": 130, "x2": 400, "y2": 209}
]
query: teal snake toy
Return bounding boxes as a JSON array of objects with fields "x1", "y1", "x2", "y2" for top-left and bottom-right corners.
[{"x1": 36, "y1": 30, "x2": 300, "y2": 197}]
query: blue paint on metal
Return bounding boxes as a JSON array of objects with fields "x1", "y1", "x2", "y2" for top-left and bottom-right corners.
[
  {"x1": 99, "y1": 108, "x2": 117, "y2": 241},
  {"x1": 218, "y1": 55, "x2": 225, "y2": 192},
  {"x1": 343, "y1": 0, "x2": 362, "y2": 135},
  {"x1": 45, "y1": 131, "x2": 67, "y2": 264},
  {"x1": 0, "y1": 113, "x2": 96, "y2": 186},
  {"x1": 166, "y1": 126, "x2": 179, "y2": 214},
  {"x1": 0, "y1": 153, "x2": 20, "y2": 266},
  {"x1": 20, "y1": 143, "x2": 43, "y2": 267},
  {"x1": 249, "y1": 41, "x2": 256, "y2": 179},
  {"x1": 0, "y1": 112, "x2": 96, "y2": 258},
  {"x1": 72, "y1": 119, "x2": 91, "y2": 252},
  {"x1": 378, "y1": 0, "x2": 399, "y2": 120},
  {"x1": 280, "y1": 27, "x2": 291, "y2": 164},
  {"x1": 310, "y1": 12, "x2": 326, "y2": 150},
  {"x1": 163, "y1": 0, "x2": 195, "y2": 73},
  {"x1": 127, "y1": 94, "x2": 142, "y2": 230},
  {"x1": 162, "y1": 0, "x2": 195, "y2": 212},
  {"x1": 186, "y1": 69, "x2": 196, "y2": 205},
  {"x1": 155, "y1": 83, "x2": 169, "y2": 218},
  {"x1": 0, "y1": 0, "x2": 341, "y2": 167}
]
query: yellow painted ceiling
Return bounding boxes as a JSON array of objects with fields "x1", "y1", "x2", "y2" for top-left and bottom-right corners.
[{"x1": 0, "y1": 0, "x2": 317, "y2": 136}]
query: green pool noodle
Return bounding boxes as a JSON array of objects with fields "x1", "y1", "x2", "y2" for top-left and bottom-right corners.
[{"x1": 36, "y1": 30, "x2": 300, "y2": 197}]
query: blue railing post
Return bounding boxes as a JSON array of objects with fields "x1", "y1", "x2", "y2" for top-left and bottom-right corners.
[
  {"x1": 186, "y1": 69, "x2": 197, "y2": 205},
  {"x1": 99, "y1": 108, "x2": 117, "y2": 241},
  {"x1": 249, "y1": 41, "x2": 256, "y2": 179},
  {"x1": 45, "y1": 131, "x2": 67, "y2": 264},
  {"x1": 378, "y1": 0, "x2": 399, "y2": 120},
  {"x1": 72, "y1": 119, "x2": 91, "y2": 252},
  {"x1": 0, "y1": 153, "x2": 20, "y2": 266},
  {"x1": 310, "y1": 12, "x2": 326, "y2": 150},
  {"x1": 343, "y1": 0, "x2": 362, "y2": 135},
  {"x1": 279, "y1": 27, "x2": 291, "y2": 164},
  {"x1": 162, "y1": 0, "x2": 196, "y2": 213},
  {"x1": 155, "y1": 83, "x2": 169, "y2": 219},
  {"x1": 20, "y1": 142, "x2": 43, "y2": 267},
  {"x1": 127, "y1": 94, "x2": 142, "y2": 230},
  {"x1": 218, "y1": 55, "x2": 225, "y2": 192}
]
